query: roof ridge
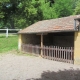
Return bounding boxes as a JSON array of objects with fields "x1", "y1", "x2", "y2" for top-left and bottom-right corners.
[{"x1": 35, "y1": 14, "x2": 80, "y2": 23}]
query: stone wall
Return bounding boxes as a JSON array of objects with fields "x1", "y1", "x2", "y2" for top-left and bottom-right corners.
[{"x1": 74, "y1": 32, "x2": 80, "y2": 64}]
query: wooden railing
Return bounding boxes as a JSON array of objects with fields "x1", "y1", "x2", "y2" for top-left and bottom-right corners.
[
  {"x1": 42, "y1": 46, "x2": 74, "y2": 64},
  {"x1": 21, "y1": 44, "x2": 41, "y2": 56},
  {"x1": 21, "y1": 44, "x2": 74, "y2": 64}
]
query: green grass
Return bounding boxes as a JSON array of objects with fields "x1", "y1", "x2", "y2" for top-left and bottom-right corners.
[{"x1": 0, "y1": 36, "x2": 18, "y2": 53}]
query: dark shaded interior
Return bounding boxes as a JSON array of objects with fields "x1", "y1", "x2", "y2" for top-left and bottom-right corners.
[
  {"x1": 43, "y1": 32, "x2": 74, "y2": 47},
  {"x1": 22, "y1": 32, "x2": 74, "y2": 47}
]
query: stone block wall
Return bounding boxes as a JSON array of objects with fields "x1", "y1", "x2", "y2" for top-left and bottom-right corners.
[{"x1": 74, "y1": 32, "x2": 80, "y2": 64}]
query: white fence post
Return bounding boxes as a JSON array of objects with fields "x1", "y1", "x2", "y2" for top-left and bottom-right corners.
[{"x1": 6, "y1": 28, "x2": 8, "y2": 38}]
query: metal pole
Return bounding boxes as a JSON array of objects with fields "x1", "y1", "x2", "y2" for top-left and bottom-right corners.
[{"x1": 74, "y1": 19, "x2": 76, "y2": 30}]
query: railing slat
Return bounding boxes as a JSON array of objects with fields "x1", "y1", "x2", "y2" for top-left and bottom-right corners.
[
  {"x1": 57, "y1": 46, "x2": 59, "y2": 61},
  {"x1": 51, "y1": 46, "x2": 53, "y2": 60},
  {"x1": 59, "y1": 47, "x2": 61, "y2": 61},
  {"x1": 46, "y1": 46, "x2": 48, "y2": 59},
  {"x1": 65, "y1": 47, "x2": 67, "y2": 62},
  {"x1": 54, "y1": 46, "x2": 55, "y2": 61},
  {"x1": 64, "y1": 47, "x2": 66, "y2": 62}
]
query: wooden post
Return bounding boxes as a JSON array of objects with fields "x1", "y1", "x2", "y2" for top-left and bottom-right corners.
[{"x1": 41, "y1": 34, "x2": 43, "y2": 56}]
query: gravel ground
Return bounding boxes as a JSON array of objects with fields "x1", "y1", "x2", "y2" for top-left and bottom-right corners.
[{"x1": 0, "y1": 53, "x2": 80, "y2": 80}]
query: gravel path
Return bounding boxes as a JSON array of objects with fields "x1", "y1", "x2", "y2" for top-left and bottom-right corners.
[{"x1": 0, "y1": 53, "x2": 80, "y2": 80}]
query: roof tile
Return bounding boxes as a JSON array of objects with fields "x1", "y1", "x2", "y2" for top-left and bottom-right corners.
[{"x1": 19, "y1": 15, "x2": 80, "y2": 34}]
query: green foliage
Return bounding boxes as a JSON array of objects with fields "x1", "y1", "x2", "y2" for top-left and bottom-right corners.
[
  {"x1": 0, "y1": 21, "x2": 4, "y2": 28},
  {"x1": 36, "y1": 0, "x2": 76, "y2": 19},
  {"x1": 0, "y1": 0, "x2": 43, "y2": 29},
  {"x1": 74, "y1": 0, "x2": 80, "y2": 14},
  {"x1": 0, "y1": 0, "x2": 79, "y2": 29},
  {"x1": 40, "y1": 1, "x2": 57, "y2": 19},
  {"x1": 0, "y1": 36, "x2": 18, "y2": 53},
  {"x1": 15, "y1": 18, "x2": 26, "y2": 28},
  {"x1": 53, "y1": 0, "x2": 74, "y2": 17}
]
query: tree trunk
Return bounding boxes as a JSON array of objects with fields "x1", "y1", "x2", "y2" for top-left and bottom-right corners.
[{"x1": 10, "y1": 19, "x2": 15, "y2": 29}]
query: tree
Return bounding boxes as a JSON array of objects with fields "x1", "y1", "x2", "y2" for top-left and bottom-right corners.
[
  {"x1": 0, "y1": 0, "x2": 43, "y2": 29},
  {"x1": 53, "y1": 0, "x2": 75, "y2": 17},
  {"x1": 41, "y1": 0, "x2": 75, "y2": 19},
  {"x1": 45, "y1": 0, "x2": 55, "y2": 7},
  {"x1": 40, "y1": 0, "x2": 57, "y2": 20},
  {"x1": 0, "y1": 0, "x2": 77, "y2": 29},
  {"x1": 74, "y1": 0, "x2": 80, "y2": 14}
]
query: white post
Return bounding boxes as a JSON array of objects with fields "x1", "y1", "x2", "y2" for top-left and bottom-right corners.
[
  {"x1": 20, "y1": 29, "x2": 22, "y2": 31},
  {"x1": 6, "y1": 28, "x2": 8, "y2": 38}
]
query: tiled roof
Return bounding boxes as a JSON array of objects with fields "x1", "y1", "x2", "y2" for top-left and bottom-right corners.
[{"x1": 18, "y1": 15, "x2": 80, "y2": 34}]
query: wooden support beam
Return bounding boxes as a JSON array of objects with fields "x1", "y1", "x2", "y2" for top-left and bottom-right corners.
[
  {"x1": 41, "y1": 34, "x2": 43, "y2": 56},
  {"x1": 36, "y1": 33, "x2": 48, "y2": 35},
  {"x1": 18, "y1": 34, "x2": 22, "y2": 51}
]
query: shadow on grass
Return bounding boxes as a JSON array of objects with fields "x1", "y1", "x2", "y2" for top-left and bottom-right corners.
[
  {"x1": 0, "y1": 36, "x2": 6, "y2": 38},
  {"x1": 0, "y1": 35, "x2": 17, "y2": 38},
  {"x1": 27, "y1": 69, "x2": 80, "y2": 80},
  {"x1": 0, "y1": 36, "x2": 12, "y2": 38}
]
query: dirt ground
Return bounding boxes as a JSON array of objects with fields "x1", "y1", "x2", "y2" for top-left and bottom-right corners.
[{"x1": 0, "y1": 52, "x2": 80, "y2": 80}]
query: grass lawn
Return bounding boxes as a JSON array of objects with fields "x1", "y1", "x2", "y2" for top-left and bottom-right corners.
[{"x1": 0, "y1": 35, "x2": 18, "y2": 53}]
